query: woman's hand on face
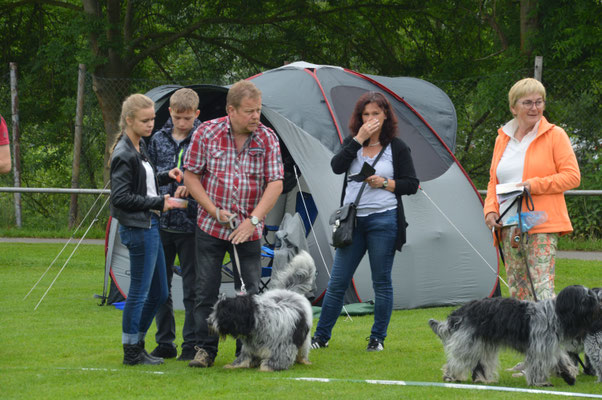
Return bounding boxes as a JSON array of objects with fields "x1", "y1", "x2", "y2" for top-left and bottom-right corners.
[
  {"x1": 357, "y1": 118, "x2": 381, "y2": 143},
  {"x1": 485, "y1": 212, "x2": 502, "y2": 230}
]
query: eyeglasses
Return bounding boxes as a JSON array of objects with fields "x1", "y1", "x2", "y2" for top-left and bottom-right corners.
[{"x1": 520, "y1": 99, "x2": 545, "y2": 109}]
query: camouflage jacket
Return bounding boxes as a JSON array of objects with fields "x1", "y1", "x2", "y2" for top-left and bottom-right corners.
[{"x1": 148, "y1": 117, "x2": 201, "y2": 233}]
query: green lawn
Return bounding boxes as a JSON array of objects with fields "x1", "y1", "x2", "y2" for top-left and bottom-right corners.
[{"x1": 0, "y1": 243, "x2": 601, "y2": 399}]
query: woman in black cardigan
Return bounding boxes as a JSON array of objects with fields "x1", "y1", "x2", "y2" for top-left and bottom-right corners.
[{"x1": 311, "y1": 92, "x2": 419, "y2": 352}]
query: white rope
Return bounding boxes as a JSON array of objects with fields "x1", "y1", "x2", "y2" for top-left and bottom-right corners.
[
  {"x1": 230, "y1": 244, "x2": 246, "y2": 295},
  {"x1": 293, "y1": 166, "x2": 352, "y2": 321},
  {"x1": 24, "y1": 180, "x2": 111, "y2": 300},
  {"x1": 418, "y1": 187, "x2": 509, "y2": 289},
  {"x1": 34, "y1": 195, "x2": 110, "y2": 311},
  {"x1": 288, "y1": 377, "x2": 602, "y2": 398}
]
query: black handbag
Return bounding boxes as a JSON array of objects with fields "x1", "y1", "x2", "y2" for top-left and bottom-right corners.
[
  {"x1": 329, "y1": 202, "x2": 357, "y2": 248},
  {"x1": 330, "y1": 146, "x2": 386, "y2": 248}
]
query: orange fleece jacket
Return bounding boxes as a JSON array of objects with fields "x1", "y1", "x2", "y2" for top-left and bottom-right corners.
[{"x1": 484, "y1": 116, "x2": 580, "y2": 235}]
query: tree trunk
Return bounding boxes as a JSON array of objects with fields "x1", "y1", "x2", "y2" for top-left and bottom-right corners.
[
  {"x1": 93, "y1": 73, "x2": 131, "y2": 184},
  {"x1": 520, "y1": 0, "x2": 539, "y2": 57},
  {"x1": 82, "y1": 0, "x2": 133, "y2": 184}
]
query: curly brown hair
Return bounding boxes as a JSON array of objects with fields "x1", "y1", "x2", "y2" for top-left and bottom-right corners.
[{"x1": 348, "y1": 91, "x2": 398, "y2": 146}]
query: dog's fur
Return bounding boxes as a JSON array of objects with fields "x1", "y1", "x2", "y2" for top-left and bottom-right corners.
[
  {"x1": 429, "y1": 285, "x2": 601, "y2": 386},
  {"x1": 207, "y1": 250, "x2": 315, "y2": 371}
]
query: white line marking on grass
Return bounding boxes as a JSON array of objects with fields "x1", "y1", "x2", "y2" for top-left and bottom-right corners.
[
  {"x1": 65, "y1": 367, "x2": 166, "y2": 375},
  {"x1": 289, "y1": 377, "x2": 602, "y2": 398},
  {"x1": 1, "y1": 366, "x2": 166, "y2": 375}
]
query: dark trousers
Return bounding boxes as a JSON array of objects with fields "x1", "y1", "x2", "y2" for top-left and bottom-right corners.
[
  {"x1": 153, "y1": 230, "x2": 196, "y2": 352},
  {"x1": 193, "y1": 226, "x2": 261, "y2": 358}
]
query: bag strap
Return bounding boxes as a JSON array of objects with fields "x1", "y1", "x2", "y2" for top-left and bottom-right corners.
[{"x1": 353, "y1": 145, "x2": 387, "y2": 205}]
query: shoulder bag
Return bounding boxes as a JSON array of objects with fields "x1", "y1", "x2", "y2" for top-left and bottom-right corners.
[{"x1": 329, "y1": 145, "x2": 386, "y2": 248}]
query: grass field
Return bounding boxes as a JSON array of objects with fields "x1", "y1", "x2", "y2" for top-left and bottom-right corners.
[{"x1": 0, "y1": 242, "x2": 601, "y2": 399}]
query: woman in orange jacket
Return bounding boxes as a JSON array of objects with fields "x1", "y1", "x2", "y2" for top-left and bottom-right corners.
[{"x1": 484, "y1": 78, "x2": 580, "y2": 301}]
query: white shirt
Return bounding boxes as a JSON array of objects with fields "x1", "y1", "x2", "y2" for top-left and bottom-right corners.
[
  {"x1": 496, "y1": 118, "x2": 539, "y2": 224},
  {"x1": 142, "y1": 159, "x2": 158, "y2": 198},
  {"x1": 344, "y1": 145, "x2": 396, "y2": 217}
]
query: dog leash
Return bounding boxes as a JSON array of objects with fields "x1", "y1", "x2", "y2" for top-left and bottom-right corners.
[
  {"x1": 495, "y1": 189, "x2": 538, "y2": 301},
  {"x1": 216, "y1": 208, "x2": 246, "y2": 294}
]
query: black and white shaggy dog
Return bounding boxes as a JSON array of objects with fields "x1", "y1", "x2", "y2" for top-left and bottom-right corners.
[
  {"x1": 568, "y1": 287, "x2": 602, "y2": 382},
  {"x1": 207, "y1": 250, "x2": 315, "y2": 371},
  {"x1": 429, "y1": 285, "x2": 601, "y2": 386}
]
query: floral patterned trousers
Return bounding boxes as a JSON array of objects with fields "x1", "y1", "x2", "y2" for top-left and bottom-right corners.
[{"x1": 499, "y1": 226, "x2": 559, "y2": 301}]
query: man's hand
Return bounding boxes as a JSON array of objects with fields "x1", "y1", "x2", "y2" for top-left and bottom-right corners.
[{"x1": 229, "y1": 218, "x2": 255, "y2": 244}]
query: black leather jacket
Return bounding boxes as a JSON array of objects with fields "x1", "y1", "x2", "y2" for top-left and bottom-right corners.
[{"x1": 110, "y1": 134, "x2": 173, "y2": 228}]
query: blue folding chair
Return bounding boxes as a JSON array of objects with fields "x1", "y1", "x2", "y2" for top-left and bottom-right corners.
[{"x1": 258, "y1": 224, "x2": 278, "y2": 293}]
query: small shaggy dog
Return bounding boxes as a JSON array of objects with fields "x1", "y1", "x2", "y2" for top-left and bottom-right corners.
[
  {"x1": 429, "y1": 285, "x2": 601, "y2": 386},
  {"x1": 207, "y1": 250, "x2": 315, "y2": 371}
]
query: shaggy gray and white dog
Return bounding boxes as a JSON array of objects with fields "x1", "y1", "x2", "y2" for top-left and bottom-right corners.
[
  {"x1": 207, "y1": 250, "x2": 315, "y2": 371},
  {"x1": 429, "y1": 285, "x2": 601, "y2": 387}
]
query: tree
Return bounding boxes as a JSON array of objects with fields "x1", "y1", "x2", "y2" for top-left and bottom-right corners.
[
  {"x1": 1, "y1": 0, "x2": 600, "y2": 185},
  {"x1": 2, "y1": 0, "x2": 505, "y2": 181}
]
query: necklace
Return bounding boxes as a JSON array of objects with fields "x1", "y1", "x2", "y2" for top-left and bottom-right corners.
[{"x1": 368, "y1": 141, "x2": 380, "y2": 147}]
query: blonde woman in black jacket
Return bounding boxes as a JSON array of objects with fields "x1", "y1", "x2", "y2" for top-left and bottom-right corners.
[{"x1": 110, "y1": 94, "x2": 184, "y2": 365}]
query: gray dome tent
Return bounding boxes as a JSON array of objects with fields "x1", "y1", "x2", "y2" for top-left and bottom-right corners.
[{"x1": 104, "y1": 61, "x2": 499, "y2": 310}]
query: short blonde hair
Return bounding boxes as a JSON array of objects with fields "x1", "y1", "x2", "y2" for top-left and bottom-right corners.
[
  {"x1": 170, "y1": 88, "x2": 199, "y2": 113},
  {"x1": 508, "y1": 78, "x2": 546, "y2": 109},
  {"x1": 226, "y1": 80, "x2": 261, "y2": 110}
]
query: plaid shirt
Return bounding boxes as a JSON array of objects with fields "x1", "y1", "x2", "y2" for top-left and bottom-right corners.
[{"x1": 183, "y1": 116, "x2": 284, "y2": 240}]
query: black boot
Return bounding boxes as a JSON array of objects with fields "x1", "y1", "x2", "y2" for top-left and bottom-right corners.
[
  {"x1": 139, "y1": 340, "x2": 164, "y2": 363},
  {"x1": 123, "y1": 343, "x2": 163, "y2": 365}
]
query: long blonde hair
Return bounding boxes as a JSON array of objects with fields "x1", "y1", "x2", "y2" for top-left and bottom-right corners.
[{"x1": 110, "y1": 93, "x2": 155, "y2": 155}]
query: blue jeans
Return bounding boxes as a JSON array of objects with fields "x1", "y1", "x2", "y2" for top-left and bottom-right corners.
[
  {"x1": 314, "y1": 208, "x2": 398, "y2": 342},
  {"x1": 119, "y1": 215, "x2": 169, "y2": 345}
]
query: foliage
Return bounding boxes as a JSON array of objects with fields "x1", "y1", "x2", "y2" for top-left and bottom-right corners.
[
  {"x1": 557, "y1": 235, "x2": 602, "y2": 252},
  {"x1": 0, "y1": 1, "x2": 600, "y2": 236},
  {"x1": 1, "y1": 242, "x2": 601, "y2": 399}
]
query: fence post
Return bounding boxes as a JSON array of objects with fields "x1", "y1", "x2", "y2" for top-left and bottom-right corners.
[
  {"x1": 69, "y1": 64, "x2": 86, "y2": 228},
  {"x1": 10, "y1": 62, "x2": 22, "y2": 228},
  {"x1": 534, "y1": 55, "x2": 543, "y2": 81}
]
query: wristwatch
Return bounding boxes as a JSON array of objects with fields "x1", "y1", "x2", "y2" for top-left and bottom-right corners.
[
  {"x1": 382, "y1": 178, "x2": 389, "y2": 188},
  {"x1": 250, "y1": 215, "x2": 260, "y2": 226}
]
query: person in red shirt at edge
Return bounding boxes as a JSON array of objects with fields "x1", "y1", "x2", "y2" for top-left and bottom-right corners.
[
  {"x1": 183, "y1": 80, "x2": 284, "y2": 368},
  {"x1": 0, "y1": 114, "x2": 11, "y2": 174}
]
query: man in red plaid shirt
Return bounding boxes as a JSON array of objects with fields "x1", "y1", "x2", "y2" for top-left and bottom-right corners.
[
  {"x1": 0, "y1": 114, "x2": 11, "y2": 174},
  {"x1": 183, "y1": 80, "x2": 284, "y2": 368}
]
